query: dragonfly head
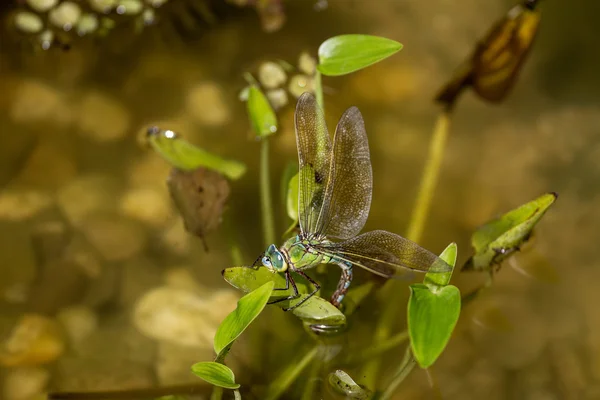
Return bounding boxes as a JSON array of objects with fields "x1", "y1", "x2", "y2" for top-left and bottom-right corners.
[{"x1": 262, "y1": 244, "x2": 288, "y2": 273}]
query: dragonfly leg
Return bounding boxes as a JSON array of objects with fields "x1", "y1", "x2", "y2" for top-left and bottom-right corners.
[
  {"x1": 331, "y1": 262, "x2": 353, "y2": 308},
  {"x1": 283, "y1": 270, "x2": 321, "y2": 311},
  {"x1": 268, "y1": 271, "x2": 300, "y2": 305}
]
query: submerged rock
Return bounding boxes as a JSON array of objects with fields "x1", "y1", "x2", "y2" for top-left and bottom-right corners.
[
  {"x1": 0, "y1": 314, "x2": 65, "y2": 367},
  {"x1": 133, "y1": 286, "x2": 238, "y2": 348},
  {"x1": 2, "y1": 366, "x2": 50, "y2": 400},
  {"x1": 185, "y1": 82, "x2": 230, "y2": 127}
]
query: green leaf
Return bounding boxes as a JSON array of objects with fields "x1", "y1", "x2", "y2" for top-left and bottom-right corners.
[
  {"x1": 146, "y1": 127, "x2": 246, "y2": 180},
  {"x1": 247, "y1": 85, "x2": 278, "y2": 138},
  {"x1": 191, "y1": 361, "x2": 240, "y2": 389},
  {"x1": 317, "y1": 35, "x2": 403, "y2": 76},
  {"x1": 464, "y1": 192, "x2": 557, "y2": 272},
  {"x1": 222, "y1": 267, "x2": 346, "y2": 327},
  {"x1": 213, "y1": 281, "x2": 274, "y2": 358},
  {"x1": 328, "y1": 370, "x2": 373, "y2": 400},
  {"x1": 408, "y1": 283, "x2": 461, "y2": 369},
  {"x1": 424, "y1": 243, "x2": 457, "y2": 288},
  {"x1": 342, "y1": 281, "x2": 375, "y2": 317},
  {"x1": 286, "y1": 172, "x2": 299, "y2": 221}
]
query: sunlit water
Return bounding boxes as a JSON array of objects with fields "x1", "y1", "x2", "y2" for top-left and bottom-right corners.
[{"x1": 1, "y1": 0, "x2": 599, "y2": 399}]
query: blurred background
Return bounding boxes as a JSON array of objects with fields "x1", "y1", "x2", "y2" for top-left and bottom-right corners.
[{"x1": 1, "y1": 0, "x2": 600, "y2": 399}]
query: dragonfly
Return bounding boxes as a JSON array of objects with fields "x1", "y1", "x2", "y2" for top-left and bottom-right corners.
[{"x1": 258, "y1": 92, "x2": 451, "y2": 311}]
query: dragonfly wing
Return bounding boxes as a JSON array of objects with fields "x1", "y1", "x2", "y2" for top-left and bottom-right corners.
[
  {"x1": 313, "y1": 230, "x2": 451, "y2": 279},
  {"x1": 318, "y1": 105, "x2": 372, "y2": 240},
  {"x1": 295, "y1": 93, "x2": 332, "y2": 237}
]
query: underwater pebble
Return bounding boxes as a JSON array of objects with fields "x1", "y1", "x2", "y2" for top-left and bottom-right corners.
[
  {"x1": 76, "y1": 13, "x2": 99, "y2": 35},
  {"x1": 288, "y1": 74, "x2": 314, "y2": 98},
  {"x1": 164, "y1": 267, "x2": 205, "y2": 293},
  {"x1": 56, "y1": 306, "x2": 98, "y2": 345},
  {"x1": 56, "y1": 174, "x2": 119, "y2": 226},
  {"x1": 14, "y1": 11, "x2": 44, "y2": 34},
  {"x1": 38, "y1": 29, "x2": 54, "y2": 50},
  {"x1": 54, "y1": 355, "x2": 153, "y2": 391},
  {"x1": 133, "y1": 286, "x2": 237, "y2": 348},
  {"x1": 266, "y1": 88, "x2": 288, "y2": 111},
  {"x1": 185, "y1": 82, "x2": 230, "y2": 127},
  {"x1": 78, "y1": 91, "x2": 131, "y2": 142},
  {"x1": 127, "y1": 152, "x2": 172, "y2": 187},
  {"x1": 10, "y1": 80, "x2": 65, "y2": 124},
  {"x1": 116, "y1": 0, "x2": 143, "y2": 15},
  {"x1": 298, "y1": 51, "x2": 317, "y2": 75},
  {"x1": 0, "y1": 190, "x2": 52, "y2": 221},
  {"x1": 88, "y1": 0, "x2": 117, "y2": 13},
  {"x1": 146, "y1": 0, "x2": 169, "y2": 7},
  {"x1": 26, "y1": 0, "x2": 59, "y2": 12},
  {"x1": 0, "y1": 314, "x2": 65, "y2": 367},
  {"x1": 119, "y1": 186, "x2": 173, "y2": 228},
  {"x1": 2, "y1": 366, "x2": 50, "y2": 400},
  {"x1": 258, "y1": 61, "x2": 287, "y2": 89},
  {"x1": 48, "y1": 1, "x2": 82, "y2": 31},
  {"x1": 159, "y1": 218, "x2": 191, "y2": 256},
  {"x1": 80, "y1": 213, "x2": 147, "y2": 262}
]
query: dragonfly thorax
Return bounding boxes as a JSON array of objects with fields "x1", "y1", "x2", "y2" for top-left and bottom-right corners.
[{"x1": 262, "y1": 244, "x2": 288, "y2": 273}]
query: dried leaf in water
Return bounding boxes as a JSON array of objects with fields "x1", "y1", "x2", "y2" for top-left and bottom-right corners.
[
  {"x1": 167, "y1": 167, "x2": 230, "y2": 247},
  {"x1": 435, "y1": 0, "x2": 541, "y2": 108}
]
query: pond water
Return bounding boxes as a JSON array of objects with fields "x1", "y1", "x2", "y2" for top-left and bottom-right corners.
[{"x1": 1, "y1": 0, "x2": 600, "y2": 399}]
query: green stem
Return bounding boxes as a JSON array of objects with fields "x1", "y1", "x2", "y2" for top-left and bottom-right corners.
[
  {"x1": 260, "y1": 138, "x2": 276, "y2": 246},
  {"x1": 347, "y1": 330, "x2": 409, "y2": 365},
  {"x1": 300, "y1": 357, "x2": 319, "y2": 400},
  {"x1": 379, "y1": 348, "x2": 416, "y2": 400},
  {"x1": 361, "y1": 109, "x2": 452, "y2": 388},
  {"x1": 405, "y1": 110, "x2": 451, "y2": 243},
  {"x1": 264, "y1": 346, "x2": 319, "y2": 400},
  {"x1": 210, "y1": 386, "x2": 223, "y2": 400},
  {"x1": 314, "y1": 70, "x2": 324, "y2": 111}
]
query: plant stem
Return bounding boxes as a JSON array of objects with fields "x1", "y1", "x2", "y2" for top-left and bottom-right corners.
[
  {"x1": 379, "y1": 348, "x2": 416, "y2": 400},
  {"x1": 361, "y1": 109, "x2": 452, "y2": 388},
  {"x1": 300, "y1": 357, "x2": 319, "y2": 400},
  {"x1": 211, "y1": 386, "x2": 224, "y2": 400},
  {"x1": 234, "y1": 389, "x2": 242, "y2": 400},
  {"x1": 314, "y1": 70, "x2": 324, "y2": 111},
  {"x1": 260, "y1": 138, "x2": 276, "y2": 247},
  {"x1": 405, "y1": 110, "x2": 451, "y2": 243},
  {"x1": 264, "y1": 346, "x2": 319, "y2": 400},
  {"x1": 347, "y1": 330, "x2": 409, "y2": 365}
]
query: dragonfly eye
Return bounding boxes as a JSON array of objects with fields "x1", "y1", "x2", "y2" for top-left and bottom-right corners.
[
  {"x1": 262, "y1": 256, "x2": 272, "y2": 268},
  {"x1": 271, "y1": 251, "x2": 288, "y2": 272}
]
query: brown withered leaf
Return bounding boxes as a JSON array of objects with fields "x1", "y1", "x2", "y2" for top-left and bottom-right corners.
[
  {"x1": 435, "y1": 0, "x2": 541, "y2": 109},
  {"x1": 167, "y1": 167, "x2": 230, "y2": 250}
]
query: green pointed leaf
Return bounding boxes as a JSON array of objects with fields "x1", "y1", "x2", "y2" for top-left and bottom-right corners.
[
  {"x1": 191, "y1": 361, "x2": 240, "y2": 389},
  {"x1": 146, "y1": 127, "x2": 246, "y2": 180},
  {"x1": 247, "y1": 85, "x2": 278, "y2": 138},
  {"x1": 464, "y1": 192, "x2": 557, "y2": 271},
  {"x1": 328, "y1": 370, "x2": 373, "y2": 400},
  {"x1": 222, "y1": 267, "x2": 345, "y2": 326},
  {"x1": 408, "y1": 284, "x2": 461, "y2": 369},
  {"x1": 213, "y1": 281, "x2": 274, "y2": 358},
  {"x1": 424, "y1": 243, "x2": 457, "y2": 288},
  {"x1": 317, "y1": 35, "x2": 403, "y2": 76}
]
